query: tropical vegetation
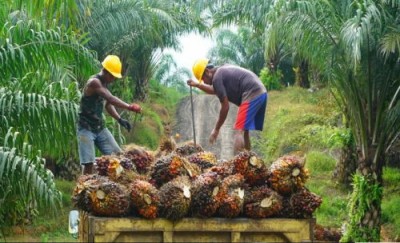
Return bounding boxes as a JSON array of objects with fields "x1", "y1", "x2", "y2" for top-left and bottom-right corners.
[
  {"x1": 1, "y1": 0, "x2": 399, "y2": 242},
  {"x1": 194, "y1": 0, "x2": 400, "y2": 241},
  {"x1": 0, "y1": 0, "x2": 206, "y2": 234}
]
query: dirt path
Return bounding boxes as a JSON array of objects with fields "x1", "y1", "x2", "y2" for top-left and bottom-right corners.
[{"x1": 172, "y1": 94, "x2": 238, "y2": 160}]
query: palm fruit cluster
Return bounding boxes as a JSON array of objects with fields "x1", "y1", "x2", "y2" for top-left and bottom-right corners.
[
  {"x1": 155, "y1": 136, "x2": 176, "y2": 158},
  {"x1": 72, "y1": 174, "x2": 130, "y2": 217},
  {"x1": 281, "y1": 188, "x2": 322, "y2": 218},
  {"x1": 243, "y1": 185, "x2": 282, "y2": 218},
  {"x1": 190, "y1": 171, "x2": 222, "y2": 218},
  {"x1": 73, "y1": 138, "x2": 323, "y2": 220},
  {"x1": 95, "y1": 156, "x2": 113, "y2": 176},
  {"x1": 232, "y1": 151, "x2": 269, "y2": 186},
  {"x1": 187, "y1": 151, "x2": 217, "y2": 171},
  {"x1": 159, "y1": 176, "x2": 192, "y2": 220},
  {"x1": 216, "y1": 174, "x2": 246, "y2": 218},
  {"x1": 119, "y1": 157, "x2": 136, "y2": 171},
  {"x1": 174, "y1": 142, "x2": 204, "y2": 156},
  {"x1": 72, "y1": 174, "x2": 107, "y2": 212},
  {"x1": 314, "y1": 224, "x2": 342, "y2": 241},
  {"x1": 149, "y1": 154, "x2": 200, "y2": 188},
  {"x1": 123, "y1": 146, "x2": 154, "y2": 174},
  {"x1": 268, "y1": 155, "x2": 309, "y2": 195},
  {"x1": 210, "y1": 160, "x2": 234, "y2": 177},
  {"x1": 130, "y1": 179, "x2": 160, "y2": 219}
]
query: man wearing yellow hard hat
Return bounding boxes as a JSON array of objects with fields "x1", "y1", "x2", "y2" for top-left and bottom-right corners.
[
  {"x1": 77, "y1": 55, "x2": 142, "y2": 174},
  {"x1": 187, "y1": 58, "x2": 267, "y2": 154}
]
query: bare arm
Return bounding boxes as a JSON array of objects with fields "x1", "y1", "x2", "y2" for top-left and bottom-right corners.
[
  {"x1": 215, "y1": 97, "x2": 230, "y2": 131},
  {"x1": 86, "y1": 78, "x2": 130, "y2": 110},
  {"x1": 187, "y1": 79, "x2": 215, "y2": 94},
  {"x1": 209, "y1": 96, "x2": 229, "y2": 144},
  {"x1": 105, "y1": 102, "x2": 120, "y2": 120}
]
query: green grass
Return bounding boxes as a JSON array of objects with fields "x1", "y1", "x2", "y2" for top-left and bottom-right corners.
[
  {"x1": 381, "y1": 167, "x2": 400, "y2": 238},
  {"x1": 2, "y1": 179, "x2": 77, "y2": 242},
  {"x1": 254, "y1": 87, "x2": 343, "y2": 162},
  {"x1": 305, "y1": 150, "x2": 337, "y2": 173},
  {"x1": 305, "y1": 151, "x2": 349, "y2": 228},
  {"x1": 32, "y1": 179, "x2": 77, "y2": 242}
]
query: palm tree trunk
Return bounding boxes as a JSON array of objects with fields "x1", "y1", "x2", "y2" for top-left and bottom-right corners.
[
  {"x1": 135, "y1": 78, "x2": 148, "y2": 101},
  {"x1": 342, "y1": 147, "x2": 383, "y2": 242},
  {"x1": 332, "y1": 143, "x2": 357, "y2": 187},
  {"x1": 293, "y1": 60, "x2": 310, "y2": 88}
]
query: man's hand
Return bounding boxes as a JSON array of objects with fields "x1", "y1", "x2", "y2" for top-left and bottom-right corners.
[
  {"x1": 209, "y1": 128, "x2": 219, "y2": 144},
  {"x1": 118, "y1": 118, "x2": 131, "y2": 132},
  {"x1": 187, "y1": 79, "x2": 199, "y2": 87},
  {"x1": 128, "y1": 103, "x2": 142, "y2": 113}
]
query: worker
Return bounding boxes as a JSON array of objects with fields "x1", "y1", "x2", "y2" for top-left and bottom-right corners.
[
  {"x1": 187, "y1": 58, "x2": 267, "y2": 154},
  {"x1": 77, "y1": 55, "x2": 141, "y2": 174}
]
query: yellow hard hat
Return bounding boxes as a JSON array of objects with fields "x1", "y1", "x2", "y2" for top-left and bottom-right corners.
[
  {"x1": 102, "y1": 55, "x2": 122, "y2": 78},
  {"x1": 192, "y1": 58, "x2": 209, "y2": 82}
]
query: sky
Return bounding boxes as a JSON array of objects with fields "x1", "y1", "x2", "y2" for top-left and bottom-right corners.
[{"x1": 165, "y1": 32, "x2": 215, "y2": 79}]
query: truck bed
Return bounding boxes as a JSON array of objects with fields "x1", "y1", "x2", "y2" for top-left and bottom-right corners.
[{"x1": 79, "y1": 211, "x2": 315, "y2": 242}]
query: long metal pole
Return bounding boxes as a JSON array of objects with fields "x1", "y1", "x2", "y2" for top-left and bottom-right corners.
[{"x1": 190, "y1": 86, "x2": 196, "y2": 146}]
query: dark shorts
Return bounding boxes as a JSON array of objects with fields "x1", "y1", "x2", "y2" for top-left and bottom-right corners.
[{"x1": 234, "y1": 93, "x2": 267, "y2": 131}]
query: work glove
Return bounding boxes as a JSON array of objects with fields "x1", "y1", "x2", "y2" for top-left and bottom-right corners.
[
  {"x1": 128, "y1": 103, "x2": 142, "y2": 113},
  {"x1": 118, "y1": 118, "x2": 131, "y2": 132}
]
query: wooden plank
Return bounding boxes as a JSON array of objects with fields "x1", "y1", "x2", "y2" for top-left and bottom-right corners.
[{"x1": 82, "y1": 215, "x2": 315, "y2": 243}]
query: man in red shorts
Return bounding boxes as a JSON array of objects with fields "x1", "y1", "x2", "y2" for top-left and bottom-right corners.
[{"x1": 187, "y1": 58, "x2": 267, "y2": 154}]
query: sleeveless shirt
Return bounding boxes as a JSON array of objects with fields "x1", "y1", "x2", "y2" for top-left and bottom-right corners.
[{"x1": 78, "y1": 74, "x2": 105, "y2": 132}]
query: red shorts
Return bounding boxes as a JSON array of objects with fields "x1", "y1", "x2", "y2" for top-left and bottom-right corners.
[{"x1": 234, "y1": 93, "x2": 267, "y2": 131}]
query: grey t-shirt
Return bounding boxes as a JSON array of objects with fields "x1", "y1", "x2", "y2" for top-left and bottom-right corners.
[{"x1": 212, "y1": 64, "x2": 267, "y2": 106}]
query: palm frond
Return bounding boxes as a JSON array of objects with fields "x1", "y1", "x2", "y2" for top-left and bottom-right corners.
[
  {"x1": 0, "y1": 20, "x2": 97, "y2": 85},
  {"x1": 380, "y1": 27, "x2": 400, "y2": 58},
  {"x1": 8, "y1": 0, "x2": 79, "y2": 25},
  {"x1": 340, "y1": 1, "x2": 381, "y2": 69},
  {"x1": 0, "y1": 87, "x2": 79, "y2": 159},
  {"x1": 0, "y1": 128, "x2": 61, "y2": 224}
]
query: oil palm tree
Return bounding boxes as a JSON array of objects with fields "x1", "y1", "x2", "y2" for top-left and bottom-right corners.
[
  {"x1": 265, "y1": 0, "x2": 400, "y2": 241},
  {"x1": 194, "y1": 0, "x2": 400, "y2": 241},
  {"x1": 208, "y1": 27, "x2": 265, "y2": 74},
  {"x1": 78, "y1": 0, "x2": 208, "y2": 100},
  {"x1": 0, "y1": 1, "x2": 97, "y2": 228},
  {"x1": 154, "y1": 53, "x2": 191, "y2": 91}
]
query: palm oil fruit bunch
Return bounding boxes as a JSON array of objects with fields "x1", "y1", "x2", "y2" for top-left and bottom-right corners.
[
  {"x1": 119, "y1": 157, "x2": 136, "y2": 171},
  {"x1": 95, "y1": 155, "x2": 112, "y2": 176},
  {"x1": 232, "y1": 151, "x2": 269, "y2": 186},
  {"x1": 123, "y1": 146, "x2": 154, "y2": 174},
  {"x1": 107, "y1": 157, "x2": 124, "y2": 181},
  {"x1": 187, "y1": 151, "x2": 217, "y2": 171},
  {"x1": 159, "y1": 176, "x2": 192, "y2": 220},
  {"x1": 72, "y1": 174, "x2": 130, "y2": 216},
  {"x1": 268, "y1": 155, "x2": 309, "y2": 195},
  {"x1": 89, "y1": 180, "x2": 131, "y2": 217},
  {"x1": 130, "y1": 179, "x2": 160, "y2": 219},
  {"x1": 243, "y1": 185, "x2": 282, "y2": 218},
  {"x1": 150, "y1": 154, "x2": 199, "y2": 188},
  {"x1": 174, "y1": 142, "x2": 204, "y2": 157},
  {"x1": 287, "y1": 188, "x2": 322, "y2": 218},
  {"x1": 190, "y1": 171, "x2": 222, "y2": 218},
  {"x1": 216, "y1": 174, "x2": 246, "y2": 218},
  {"x1": 314, "y1": 224, "x2": 342, "y2": 242},
  {"x1": 231, "y1": 151, "x2": 250, "y2": 175},
  {"x1": 72, "y1": 174, "x2": 108, "y2": 212},
  {"x1": 209, "y1": 160, "x2": 234, "y2": 177},
  {"x1": 155, "y1": 136, "x2": 177, "y2": 158}
]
